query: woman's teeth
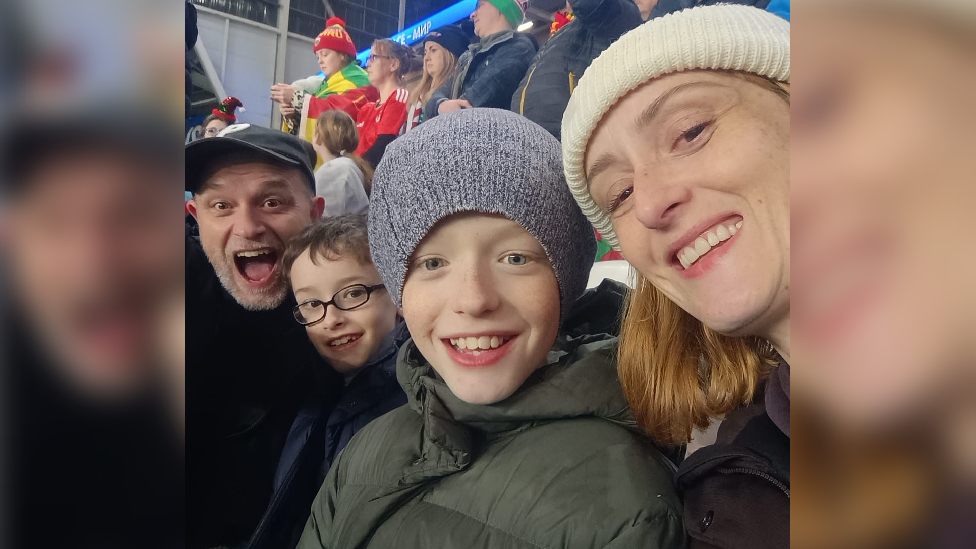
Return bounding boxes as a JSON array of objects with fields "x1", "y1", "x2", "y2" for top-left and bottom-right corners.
[
  {"x1": 678, "y1": 221, "x2": 743, "y2": 270},
  {"x1": 329, "y1": 334, "x2": 361, "y2": 347},
  {"x1": 449, "y1": 335, "x2": 510, "y2": 354}
]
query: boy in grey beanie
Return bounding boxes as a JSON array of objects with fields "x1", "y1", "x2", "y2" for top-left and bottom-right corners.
[
  {"x1": 368, "y1": 108, "x2": 596, "y2": 322},
  {"x1": 297, "y1": 108, "x2": 684, "y2": 549}
]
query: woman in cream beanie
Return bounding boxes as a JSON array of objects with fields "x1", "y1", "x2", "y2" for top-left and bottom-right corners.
[{"x1": 561, "y1": 5, "x2": 790, "y2": 548}]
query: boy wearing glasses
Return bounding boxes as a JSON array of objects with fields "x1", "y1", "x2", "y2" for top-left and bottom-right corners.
[
  {"x1": 283, "y1": 214, "x2": 405, "y2": 396},
  {"x1": 254, "y1": 215, "x2": 406, "y2": 549}
]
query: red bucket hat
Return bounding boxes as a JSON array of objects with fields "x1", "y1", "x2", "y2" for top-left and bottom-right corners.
[{"x1": 313, "y1": 17, "x2": 357, "y2": 57}]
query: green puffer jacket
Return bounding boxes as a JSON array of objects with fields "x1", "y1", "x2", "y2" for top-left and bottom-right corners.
[{"x1": 298, "y1": 283, "x2": 687, "y2": 549}]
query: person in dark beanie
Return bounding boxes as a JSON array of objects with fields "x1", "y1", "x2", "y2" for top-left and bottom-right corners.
[
  {"x1": 427, "y1": 0, "x2": 537, "y2": 118},
  {"x1": 184, "y1": 125, "x2": 342, "y2": 548},
  {"x1": 3, "y1": 107, "x2": 185, "y2": 549},
  {"x1": 512, "y1": 0, "x2": 643, "y2": 140},
  {"x1": 296, "y1": 109, "x2": 685, "y2": 549},
  {"x1": 406, "y1": 25, "x2": 470, "y2": 130}
]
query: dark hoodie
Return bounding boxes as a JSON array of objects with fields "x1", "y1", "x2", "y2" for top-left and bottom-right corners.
[
  {"x1": 243, "y1": 322, "x2": 411, "y2": 549},
  {"x1": 297, "y1": 281, "x2": 687, "y2": 549}
]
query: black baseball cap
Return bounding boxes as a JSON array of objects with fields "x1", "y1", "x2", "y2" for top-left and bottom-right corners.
[{"x1": 185, "y1": 124, "x2": 316, "y2": 194}]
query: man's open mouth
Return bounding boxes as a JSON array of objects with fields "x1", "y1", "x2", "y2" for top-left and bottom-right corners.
[{"x1": 234, "y1": 249, "x2": 279, "y2": 285}]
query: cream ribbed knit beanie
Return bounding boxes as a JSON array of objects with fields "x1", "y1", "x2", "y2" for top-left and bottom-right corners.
[{"x1": 561, "y1": 4, "x2": 790, "y2": 250}]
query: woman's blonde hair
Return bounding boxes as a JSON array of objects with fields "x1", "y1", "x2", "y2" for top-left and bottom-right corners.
[
  {"x1": 314, "y1": 110, "x2": 374, "y2": 195},
  {"x1": 616, "y1": 72, "x2": 789, "y2": 445},
  {"x1": 409, "y1": 44, "x2": 457, "y2": 108}
]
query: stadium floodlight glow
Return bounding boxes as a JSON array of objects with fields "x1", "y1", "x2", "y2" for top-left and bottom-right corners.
[
  {"x1": 355, "y1": 0, "x2": 478, "y2": 65},
  {"x1": 517, "y1": 21, "x2": 534, "y2": 32}
]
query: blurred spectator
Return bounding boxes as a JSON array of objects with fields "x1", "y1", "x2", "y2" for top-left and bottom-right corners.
[
  {"x1": 202, "y1": 96, "x2": 245, "y2": 138},
  {"x1": 428, "y1": 0, "x2": 537, "y2": 117},
  {"x1": 272, "y1": 18, "x2": 377, "y2": 142},
  {"x1": 3, "y1": 108, "x2": 185, "y2": 549},
  {"x1": 356, "y1": 39, "x2": 421, "y2": 166},
  {"x1": 312, "y1": 111, "x2": 372, "y2": 216},
  {"x1": 184, "y1": 125, "x2": 342, "y2": 548},
  {"x1": 792, "y1": 1, "x2": 974, "y2": 547},
  {"x1": 406, "y1": 25, "x2": 469, "y2": 130},
  {"x1": 512, "y1": 0, "x2": 642, "y2": 140}
]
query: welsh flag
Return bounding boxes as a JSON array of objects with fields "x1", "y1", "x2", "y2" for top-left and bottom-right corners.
[
  {"x1": 297, "y1": 86, "x2": 379, "y2": 149},
  {"x1": 595, "y1": 230, "x2": 624, "y2": 262}
]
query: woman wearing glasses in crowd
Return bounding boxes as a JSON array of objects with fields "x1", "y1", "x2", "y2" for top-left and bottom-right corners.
[
  {"x1": 201, "y1": 97, "x2": 244, "y2": 138},
  {"x1": 355, "y1": 39, "x2": 421, "y2": 167},
  {"x1": 562, "y1": 6, "x2": 790, "y2": 549}
]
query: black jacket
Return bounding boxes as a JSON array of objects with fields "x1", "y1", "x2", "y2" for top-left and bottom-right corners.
[
  {"x1": 427, "y1": 30, "x2": 538, "y2": 117},
  {"x1": 675, "y1": 377, "x2": 790, "y2": 549},
  {"x1": 512, "y1": 0, "x2": 643, "y2": 140},
  {"x1": 186, "y1": 231, "x2": 342, "y2": 549},
  {"x1": 243, "y1": 322, "x2": 410, "y2": 549}
]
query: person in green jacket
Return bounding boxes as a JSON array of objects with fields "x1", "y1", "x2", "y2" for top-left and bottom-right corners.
[{"x1": 297, "y1": 108, "x2": 686, "y2": 549}]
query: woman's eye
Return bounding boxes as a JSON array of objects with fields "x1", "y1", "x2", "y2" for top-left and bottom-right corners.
[
  {"x1": 213, "y1": 201, "x2": 229, "y2": 211},
  {"x1": 681, "y1": 121, "x2": 710, "y2": 143},
  {"x1": 504, "y1": 254, "x2": 528, "y2": 266},
  {"x1": 608, "y1": 186, "x2": 634, "y2": 213},
  {"x1": 264, "y1": 199, "x2": 281, "y2": 208},
  {"x1": 345, "y1": 289, "x2": 365, "y2": 299},
  {"x1": 423, "y1": 258, "x2": 445, "y2": 270}
]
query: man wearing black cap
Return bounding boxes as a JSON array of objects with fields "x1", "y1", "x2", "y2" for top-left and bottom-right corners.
[
  {"x1": 3, "y1": 110, "x2": 185, "y2": 549},
  {"x1": 184, "y1": 124, "x2": 341, "y2": 549}
]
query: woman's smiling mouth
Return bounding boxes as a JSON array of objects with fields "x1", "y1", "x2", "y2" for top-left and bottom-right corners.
[{"x1": 668, "y1": 215, "x2": 743, "y2": 278}]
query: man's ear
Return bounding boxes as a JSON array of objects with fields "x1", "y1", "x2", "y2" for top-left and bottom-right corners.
[
  {"x1": 186, "y1": 199, "x2": 200, "y2": 221},
  {"x1": 311, "y1": 195, "x2": 326, "y2": 220}
]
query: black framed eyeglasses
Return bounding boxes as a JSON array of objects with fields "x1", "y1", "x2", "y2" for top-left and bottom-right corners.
[
  {"x1": 366, "y1": 54, "x2": 394, "y2": 64},
  {"x1": 292, "y1": 284, "x2": 386, "y2": 326}
]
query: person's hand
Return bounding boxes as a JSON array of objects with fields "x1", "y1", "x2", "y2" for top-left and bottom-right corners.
[
  {"x1": 438, "y1": 99, "x2": 472, "y2": 114},
  {"x1": 279, "y1": 103, "x2": 297, "y2": 117},
  {"x1": 270, "y1": 83, "x2": 296, "y2": 105}
]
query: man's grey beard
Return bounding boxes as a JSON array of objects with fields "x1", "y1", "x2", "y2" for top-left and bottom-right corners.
[{"x1": 202, "y1": 242, "x2": 290, "y2": 311}]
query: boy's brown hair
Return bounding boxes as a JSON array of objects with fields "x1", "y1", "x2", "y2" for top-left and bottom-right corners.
[{"x1": 282, "y1": 214, "x2": 373, "y2": 280}]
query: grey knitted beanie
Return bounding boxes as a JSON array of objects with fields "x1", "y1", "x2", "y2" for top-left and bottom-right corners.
[{"x1": 368, "y1": 108, "x2": 596, "y2": 322}]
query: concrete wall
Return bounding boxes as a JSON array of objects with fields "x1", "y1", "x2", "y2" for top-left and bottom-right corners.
[{"x1": 196, "y1": 9, "x2": 280, "y2": 128}]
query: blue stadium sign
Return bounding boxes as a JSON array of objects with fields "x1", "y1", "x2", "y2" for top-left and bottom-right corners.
[{"x1": 356, "y1": 0, "x2": 477, "y2": 64}]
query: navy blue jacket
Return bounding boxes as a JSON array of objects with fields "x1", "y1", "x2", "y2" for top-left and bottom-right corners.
[
  {"x1": 512, "y1": 0, "x2": 643, "y2": 140},
  {"x1": 427, "y1": 30, "x2": 538, "y2": 117},
  {"x1": 242, "y1": 322, "x2": 410, "y2": 549}
]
